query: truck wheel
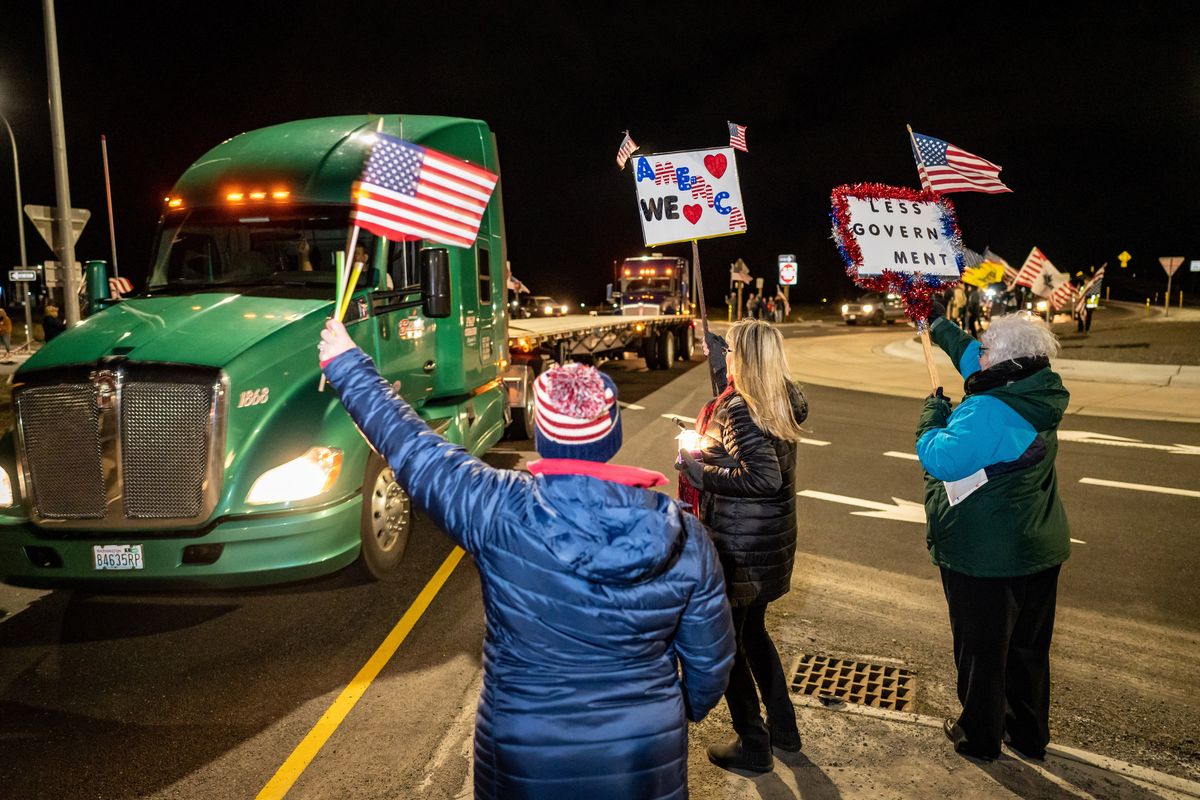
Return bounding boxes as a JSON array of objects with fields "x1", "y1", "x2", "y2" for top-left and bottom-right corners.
[
  {"x1": 658, "y1": 329, "x2": 676, "y2": 370},
  {"x1": 678, "y1": 327, "x2": 695, "y2": 360},
  {"x1": 505, "y1": 369, "x2": 536, "y2": 440},
  {"x1": 359, "y1": 454, "x2": 412, "y2": 581},
  {"x1": 642, "y1": 335, "x2": 662, "y2": 370}
]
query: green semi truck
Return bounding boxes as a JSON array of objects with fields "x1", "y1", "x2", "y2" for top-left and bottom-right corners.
[{"x1": 0, "y1": 115, "x2": 694, "y2": 588}]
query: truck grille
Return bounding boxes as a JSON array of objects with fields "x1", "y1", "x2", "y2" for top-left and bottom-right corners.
[
  {"x1": 122, "y1": 382, "x2": 214, "y2": 519},
  {"x1": 15, "y1": 385, "x2": 108, "y2": 519},
  {"x1": 14, "y1": 366, "x2": 225, "y2": 529}
]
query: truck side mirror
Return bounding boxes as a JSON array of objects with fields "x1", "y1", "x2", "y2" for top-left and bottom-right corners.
[{"x1": 421, "y1": 248, "x2": 452, "y2": 318}]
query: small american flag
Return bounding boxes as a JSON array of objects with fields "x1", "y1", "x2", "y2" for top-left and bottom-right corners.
[
  {"x1": 911, "y1": 132, "x2": 1010, "y2": 194},
  {"x1": 616, "y1": 131, "x2": 639, "y2": 170},
  {"x1": 352, "y1": 133, "x2": 498, "y2": 248},
  {"x1": 728, "y1": 121, "x2": 748, "y2": 152},
  {"x1": 1015, "y1": 247, "x2": 1053, "y2": 289},
  {"x1": 728, "y1": 207, "x2": 746, "y2": 231},
  {"x1": 1074, "y1": 266, "x2": 1105, "y2": 315}
]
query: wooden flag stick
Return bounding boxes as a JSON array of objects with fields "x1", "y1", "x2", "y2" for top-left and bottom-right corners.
[
  {"x1": 918, "y1": 323, "x2": 941, "y2": 394},
  {"x1": 691, "y1": 239, "x2": 719, "y2": 396}
]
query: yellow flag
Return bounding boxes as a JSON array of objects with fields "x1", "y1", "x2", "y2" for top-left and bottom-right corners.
[{"x1": 962, "y1": 261, "x2": 1006, "y2": 287}]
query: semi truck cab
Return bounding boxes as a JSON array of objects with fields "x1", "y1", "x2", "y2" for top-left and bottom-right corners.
[{"x1": 0, "y1": 115, "x2": 509, "y2": 587}]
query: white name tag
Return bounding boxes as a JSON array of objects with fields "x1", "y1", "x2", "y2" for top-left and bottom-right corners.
[{"x1": 944, "y1": 469, "x2": 988, "y2": 507}]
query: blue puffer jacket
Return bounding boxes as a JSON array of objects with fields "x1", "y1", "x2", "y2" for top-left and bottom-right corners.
[{"x1": 325, "y1": 350, "x2": 735, "y2": 800}]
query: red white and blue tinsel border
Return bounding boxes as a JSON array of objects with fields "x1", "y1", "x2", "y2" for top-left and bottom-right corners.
[{"x1": 830, "y1": 182, "x2": 964, "y2": 322}]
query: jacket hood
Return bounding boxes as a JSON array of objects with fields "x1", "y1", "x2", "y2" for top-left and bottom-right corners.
[
  {"x1": 531, "y1": 474, "x2": 686, "y2": 586},
  {"x1": 986, "y1": 367, "x2": 1069, "y2": 432},
  {"x1": 19, "y1": 293, "x2": 329, "y2": 372}
]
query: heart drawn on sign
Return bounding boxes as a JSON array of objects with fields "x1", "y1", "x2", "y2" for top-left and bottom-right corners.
[
  {"x1": 703, "y1": 153, "x2": 727, "y2": 179},
  {"x1": 683, "y1": 204, "x2": 703, "y2": 224}
]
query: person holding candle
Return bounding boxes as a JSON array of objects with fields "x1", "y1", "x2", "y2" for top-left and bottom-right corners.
[
  {"x1": 319, "y1": 320, "x2": 735, "y2": 800},
  {"x1": 677, "y1": 318, "x2": 808, "y2": 774}
]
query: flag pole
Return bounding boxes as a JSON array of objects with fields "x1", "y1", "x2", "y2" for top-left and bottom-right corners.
[
  {"x1": 100, "y1": 135, "x2": 120, "y2": 277},
  {"x1": 907, "y1": 124, "x2": 942, "y2": 394},
  {"x1": 691, "y1": 239, "x2": 718, "y2": 396}
]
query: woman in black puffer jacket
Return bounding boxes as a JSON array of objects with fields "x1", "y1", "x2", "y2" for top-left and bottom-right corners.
[{"x1": 677, "y1": 318, "x2": 808, "y2": 775}]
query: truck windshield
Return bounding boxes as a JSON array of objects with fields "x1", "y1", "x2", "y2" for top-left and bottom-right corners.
[
  {"x1": 147, "y1": 207, "x2": 376, "y2": 291},
  {"x1": 623, "y1": 278, "x2": 674, "y2": 294}
]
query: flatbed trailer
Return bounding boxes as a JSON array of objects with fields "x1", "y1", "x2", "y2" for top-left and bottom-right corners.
[{"x1": 501, "y1": 312, "x2": 696, "y2": 437}]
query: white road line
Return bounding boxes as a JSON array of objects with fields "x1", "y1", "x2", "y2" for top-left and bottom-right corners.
[
  {"x1": 800, "y1": 437, "x2": 831, "y2": 447},
  {"x1": 1079, "y1": 477, "x2": 1200, "y2": 498},
  {"x1": 1059, "y1": 430, "x2": 1200, "y2": 456},
  {"x1": 1071, "y1": 539, "x2": 1087, "y2": 544},
  {"x1": 618, "y1": 402, "x2": 645, "y2": 410},
  {"x1": 884, "y1": 450, "x2": 920, "y2": 461},
  {"x1": 798, "y1": 489, "x2": 925, "y2": 524},
  {"x1": 662, "y1": 413, "x2": 696, "y2": 424}
]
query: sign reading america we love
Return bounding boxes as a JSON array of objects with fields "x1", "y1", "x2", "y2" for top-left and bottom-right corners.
[{"x1": 632, "y1": 147, "x2": 746, "y2": 246}]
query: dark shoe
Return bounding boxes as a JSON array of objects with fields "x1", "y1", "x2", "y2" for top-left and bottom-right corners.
[
  {"x1": 769, "y1": 726, "x2": 802, "y2": 753},
  {"x1": 707, "y1": 737, "x2": 773, "y2": 774},
  {"x1": 1003, "y1": 732, "x2": 1046, "y2": 761},
  {"x1": 943, "y1": 718, "x2": 995, "y2": 762}
]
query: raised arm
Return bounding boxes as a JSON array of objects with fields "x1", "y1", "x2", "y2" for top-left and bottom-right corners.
[
  {"x1": 323, "y1": 348, "x2": 526, "y2": 555},
  {"x1": 930, "y1": 316, "x2": 982, "y2": 379}
]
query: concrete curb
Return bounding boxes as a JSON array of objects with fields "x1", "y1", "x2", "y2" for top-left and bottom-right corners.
[{"x1": 792, "y1": 694, "x2": 1200, "y2": 798}]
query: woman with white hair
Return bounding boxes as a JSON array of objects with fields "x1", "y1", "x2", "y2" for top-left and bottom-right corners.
[{"x1": 917, "y1": 306, "x2": 1072, "y2": 763}]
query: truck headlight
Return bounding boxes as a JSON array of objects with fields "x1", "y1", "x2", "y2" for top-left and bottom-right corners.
[
  {"x1": 0, "y1": 467, "x2": 12, "y2": 506},
  {"x1": 247, "y1": 447, "x2": 343, "y2": 505}
]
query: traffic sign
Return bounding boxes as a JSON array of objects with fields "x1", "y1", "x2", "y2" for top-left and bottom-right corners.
[
  {"x1": 24, "y1": 204, "x2": 90, "y2": 253},
  {"x1": 778, "y1": 254, "x2": 798, "y2": 286},
  {"x1": 729, "y1": 258, "x2": 752, "y2": 284},
  {"x1": 1159, "y1": 256, "x2": 1184, "y2": 276},
  {"x1": 1190, "y1": 260, "x2": 1200, "y2": 273},
  {"x1": 9, "y1": 268, "x2": 38, "y2": 282},
  {"x1": 1118, "y1": 250, "x2": 1131, "y2": 268},
  {"x1": 43, "y1": 260, "x2": 83, "y2": 289}
]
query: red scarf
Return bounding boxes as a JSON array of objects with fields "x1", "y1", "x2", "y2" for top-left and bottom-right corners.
[{"x1": 678, "y1": 381, "x2": 737, "y2": 516}]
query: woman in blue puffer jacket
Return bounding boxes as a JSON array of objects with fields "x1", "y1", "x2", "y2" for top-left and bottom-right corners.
[{"x1": 320, "y1": 320, "x2": 735, "y2": 800}]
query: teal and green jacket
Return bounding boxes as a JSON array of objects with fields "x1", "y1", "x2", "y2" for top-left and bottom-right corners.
[{"x1": 915, "y1": 319, "x2": 1071, "y2": 577}]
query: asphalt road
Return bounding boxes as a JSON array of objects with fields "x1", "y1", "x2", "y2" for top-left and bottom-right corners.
[{"x1": 1, "y1": 328, "x2": 1197, "y2": 798}]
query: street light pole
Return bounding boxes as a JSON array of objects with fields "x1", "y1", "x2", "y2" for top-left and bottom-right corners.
[
  {"x1": 1, "y1": 113, "x2": 33, "y2": 347},
  {"x1": 43, "y1": 0, "x2": 81, "y2": 327}
]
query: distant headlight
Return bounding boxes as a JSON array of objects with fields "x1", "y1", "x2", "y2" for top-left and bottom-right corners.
[
  {"x1": 841, "y1": 304, "x2": 849, "y2": 314},
  {"x1": 862, "y1": 304, "x2": 874, "y2": 313},
  {"x1": 1035, "y1": 300, "x2": 1049, "y2": 312},
  {"x1": 560, "y1": 305, "x2": 569, "y2": 314},
  {"x1": 0, "y1": 467, "x2": 13, "y2": 506},
  {"x1": 247, "y1": 447, "x2": 343, "y2": 505}
]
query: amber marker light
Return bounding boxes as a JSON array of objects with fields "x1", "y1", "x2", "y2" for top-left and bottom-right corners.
[
  {"x1": 168, "y1": 197, "x2": 184, "y2": 208},
  {"x1": 272, "y1": 190, "x2": 290, "y2": 200},
  {"x1": 249, "y1": 191, "x2": 267, "y2": 200},
  {"x1": 226, "y1": 192, "x2": 245, "y2": 202}
]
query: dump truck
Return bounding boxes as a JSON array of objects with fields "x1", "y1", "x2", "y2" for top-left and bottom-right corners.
[{"x1": 0, "y1": 114, "x2": 693, "y2": 588}]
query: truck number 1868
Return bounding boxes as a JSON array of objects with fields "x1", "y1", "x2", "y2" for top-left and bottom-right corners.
[{"x1": 237, "y1": 387, "x2": 270, "y2": 408}]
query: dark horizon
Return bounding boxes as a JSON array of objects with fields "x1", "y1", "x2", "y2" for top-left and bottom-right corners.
[{"x1": 1, "y1": 3, "x2": 1197, "y2": 308}]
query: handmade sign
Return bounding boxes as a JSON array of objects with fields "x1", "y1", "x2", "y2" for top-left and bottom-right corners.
[
  {"x1": 830, "y1": 183, "x2": 964, "y2": 322},
  {"x1": 632, "y1": 147, "x2": 747, "y2": 246}
]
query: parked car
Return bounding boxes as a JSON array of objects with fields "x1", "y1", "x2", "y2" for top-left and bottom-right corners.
[
  {"x1": 521, "y1": 295, "x2": 569, "y2": 318},
  {"x1": 841, "y1": 292, "x2": 905, "y2": 325}
]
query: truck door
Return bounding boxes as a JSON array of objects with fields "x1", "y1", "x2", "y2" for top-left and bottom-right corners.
[{"x1": 369, "y1": 239, "x2": 436, "y2": 404}]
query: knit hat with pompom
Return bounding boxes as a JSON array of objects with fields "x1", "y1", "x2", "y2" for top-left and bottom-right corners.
[{"x1": 532, "y1": 362, "x2": 622, "y2": 463}]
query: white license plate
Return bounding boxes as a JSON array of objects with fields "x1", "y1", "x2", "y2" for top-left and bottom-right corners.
[
  {"x1": 848, "y1": 315, "x2": 857, "y2": 320},
  {"x1": 93, "y1": 544, "x2": 144, "y2": 571}
]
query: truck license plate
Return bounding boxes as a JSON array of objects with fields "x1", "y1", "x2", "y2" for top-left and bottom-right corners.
[{"x1": 93, "y1": 544, "x2": 144, "y2": 571}]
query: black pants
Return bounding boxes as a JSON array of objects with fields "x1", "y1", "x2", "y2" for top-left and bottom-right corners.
[
  {"x1": 940, "y1": 565, "x2": 1061, "y2": 758},
  {"x1": 724, "y1": 602, "x2": 798, "y2": 751}
]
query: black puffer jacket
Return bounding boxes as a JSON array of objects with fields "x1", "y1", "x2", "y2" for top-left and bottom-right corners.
[{"x1": 697, "y1": 380, "x2": 807, "y2": 607}]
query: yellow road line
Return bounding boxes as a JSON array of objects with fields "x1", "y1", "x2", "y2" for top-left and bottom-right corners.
[{"x1": 257, "y1": 546, "x2": 467, "y2": 799}]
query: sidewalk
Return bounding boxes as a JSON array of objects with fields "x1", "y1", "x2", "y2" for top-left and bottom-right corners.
[
  {"x1": 780, "y1": 331, "x2": 1200, "y2": 424},
  {"x1": 687, "y1": 698, "x2": 1200, "y2": 799}
]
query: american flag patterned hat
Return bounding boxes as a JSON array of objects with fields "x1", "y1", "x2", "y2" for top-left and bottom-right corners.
[{"x1": 533, "y1": 363, "x2": 623, "y2": 463}]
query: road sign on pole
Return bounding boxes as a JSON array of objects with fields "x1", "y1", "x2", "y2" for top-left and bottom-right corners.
[
  {"x1": 24, "y1": 204, "x2": 89, "y2": 253},
  {"x1": 1118, "y1": 250, "x2": 1131, "y2": 268},
  {"x1": 778, "y1": 255, "x2": 797, "y2": 286},
  {"x1": 1159, "y1": 257, "x2": 1184, "y2": 318},
  {"x1": 9, "y1": 268, "x2": 38, "y2": 282}
]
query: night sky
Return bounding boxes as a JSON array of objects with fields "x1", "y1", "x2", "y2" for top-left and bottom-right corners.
[{"x1": 1, "y1": 2, "x2": 1197, "y2": 307}]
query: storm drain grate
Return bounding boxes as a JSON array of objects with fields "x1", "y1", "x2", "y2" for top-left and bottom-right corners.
[{"x1": 789, "y1": 653, "x2": 915, "y2": 712}]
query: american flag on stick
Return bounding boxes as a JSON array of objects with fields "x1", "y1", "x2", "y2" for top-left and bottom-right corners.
[
  {"x1": 1050, "y1": 279, "x2": 1077, "y2": 309},
  {"x1": 1074, "y1": 265, "x2": 1106, "y2": 316},
  {"x1": 910, "y1": 130, "x2": 1011, "y2": 194},
  {"x1": 984, "y1": 247, "x2": 1019, "y2": 286},
  {"x1": 616, "y1": 131, "x2": 639, "y2": 170},
  {"x1": 352, "y1": 133, "x2": 498, "y2": 248},
  {"x1": 728, "y1": 121, "x2": 748, "y2": 152}
]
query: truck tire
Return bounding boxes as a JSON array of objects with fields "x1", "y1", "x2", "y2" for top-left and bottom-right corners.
[
  {"x1": 678, "y1": 327, "x2": 695, "y2": 361},
  {"x1": 642, "y1": 335, "x2": 662, "y2": 370},
  {"x1": 359, "y1": 454, "x2": 412, "y2": 581},
  {"x1": 871, "y1": 310, "x2": 884, "y2": 326},
  {"x1": 504, "y1": 367, "x2": 536, "y2": 440},
  {"x1": 658, "y1": 329, "x2": 676, "y2": 370}
]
